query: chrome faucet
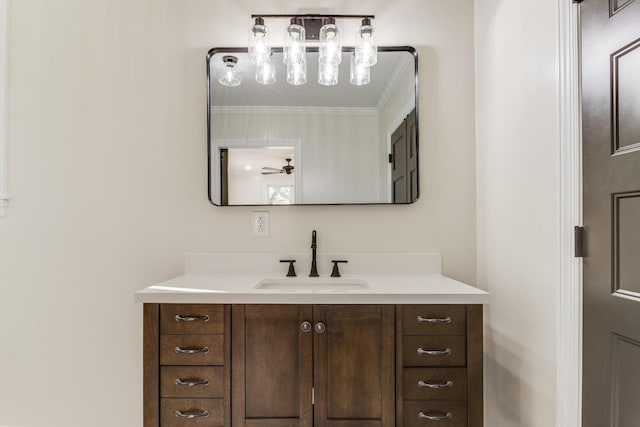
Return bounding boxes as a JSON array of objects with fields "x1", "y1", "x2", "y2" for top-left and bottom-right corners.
[{"x1": 309, "y1": 230, "x2": 319, "y2": 277}]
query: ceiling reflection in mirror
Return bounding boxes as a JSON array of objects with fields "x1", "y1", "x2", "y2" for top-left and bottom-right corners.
[{"x1": 207, "y1": 47, "x2": 418, "y2": 206}]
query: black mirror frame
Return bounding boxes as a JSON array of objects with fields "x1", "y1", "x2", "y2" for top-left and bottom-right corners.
[{"x1": 206, "y1": 46, "x2": 419, "y2": 206}]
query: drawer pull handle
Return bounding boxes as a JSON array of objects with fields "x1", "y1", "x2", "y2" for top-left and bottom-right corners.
[
  {"x1": 175, "y1": 314, "x2": 210, "y2": 322},
  {"x1": 418, "y1": 380, "x2": 453, "y2": 389},
  {"x1": 175, "y1": 346, "x2": 210, "y2": 354},
  {"x1": 175, "y1": 378, "x2": 210, "y2": 387},
  {"x1": 417, "y1": 316, "x2": 451, "y2": 324},
  {"x1": 418, "y1": 411, "x2": 452, "y2": 421},
  {"x1": 417, "y1": 347, "x2": 451, "y2": 356},
  {"x1": 175, "y1": 410, "x2": 210, "y2": 419}
]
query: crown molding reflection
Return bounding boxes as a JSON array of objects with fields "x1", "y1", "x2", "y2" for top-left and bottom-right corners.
[{"x1": 210, "y1": 105, "x2": 378, "y2": 116}]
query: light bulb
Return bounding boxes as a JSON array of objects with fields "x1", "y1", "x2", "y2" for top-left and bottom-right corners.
[
  {"x1": 218, "y1": 56, "x2": 242, "y2": 87},
  {"x1": 287, "y1": 60, "x2": 307, "y2": 86},
  {"x1": 284, "y1": 18, "x2": 306, "y2": 65},
  {"x1": 256, "y1": 57, "x2": 276, "y2": 85},
  {"x1": 319, "y1": 18, "x2": 342, "y2": 65},
  {"x1": 355, "y1": 18, "x2": 377, "y2": 67},
  {"x1": 350, "y1": 53, "x2": 370, "y2": 86},
  {"x1": 318, "y1": 60, "x2": 338, "y2": 86},
  {"x1": 248, "y1": 17, "x2": 270, "y2": 65}
]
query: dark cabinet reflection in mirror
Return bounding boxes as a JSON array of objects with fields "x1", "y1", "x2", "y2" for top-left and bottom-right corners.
[{"x1": 207, "y1": 46, "x2": 418, "y2": 206}]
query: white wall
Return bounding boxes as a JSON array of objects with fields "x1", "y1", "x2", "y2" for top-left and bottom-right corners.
[
  {"x1": 0, "y1": 0, "x2": 8, "y2": 215},
  {"x1": 475, "y1": 0, "x2": 560, "y2": 425},
  {"x1": 0, "y1": 1, "x2": 476, "y2": 426}
]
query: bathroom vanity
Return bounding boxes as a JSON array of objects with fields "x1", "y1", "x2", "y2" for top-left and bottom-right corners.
[{"x1": 136, "y1": 254, "x2": 489, "y2": 427}]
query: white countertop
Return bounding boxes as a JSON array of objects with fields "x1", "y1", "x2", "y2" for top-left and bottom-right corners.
[{"x1": 135, "y1": 253, "x2": 489, "y2": 305}]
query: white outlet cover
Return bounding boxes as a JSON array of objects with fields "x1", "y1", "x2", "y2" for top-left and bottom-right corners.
[{"x1": 252, "y1": 211, "x2": 269, "y2": 238}]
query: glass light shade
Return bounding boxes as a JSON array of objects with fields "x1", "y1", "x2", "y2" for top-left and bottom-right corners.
[
  {"x1": 286, "y1": 60, "x2": 307, "y2": 85},
  {"x1": 284, "y1": 22, "x2": 306, "y2": 65},
  {"x1": 350, "y1": 53, "x2": 370, "y2": 86},
  {"x1": 218, "y1": 56, "x2": 242, "y2": 87},
  {"x1": 256, "y1": 58, "x2": 276, "y2": 85},
  {"x1": 318, "y1": 60, "x2": 339, "y2": 86},
  {"x1": 248, "y1": 21, "x2": 270, "y2": 65},
  {"x1": 319, "y1": 22, "x2": 342, "y2": 65},
  {"x1": 355, "y1": 21, "x2": 378, "y2": 67}
]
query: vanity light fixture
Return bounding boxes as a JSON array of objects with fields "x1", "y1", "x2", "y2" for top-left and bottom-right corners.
[
  {"x1": 318, "y1": 17, "x2": 341, "y2": 86},
  {"x1": 318, "y1": 60, "x2": 339, "y2": 86},
  {"x1": 287, "y1": 59, "x2": 307, "y2": 86},
  {"x1": 284, "y1": 18, "x2": 306, "y2": 66},
  {"x1": 218, "y1": 55, "x2": 242, "y2": 87},
  {"x1": 247, "y1": 14, "x2": 377, "y2": 87},
  {"x1": 355, "y1": 18, "x2": 378, "y2": 67},
  {"x1": 350, "y1": 52, "x2": 370, "y2": 86},
  {"x1": 256, "y1": 54, "x2": 276, "y2": 85},
  {"x1": 248, "y1": 17, "x2": 271, "y2": 65},
  {"x1": 319, "y1": 17, "x2": 342, "y2": 64},
  {"x1": 318, "y1": 18, "x2": 342, "y2": 86}
]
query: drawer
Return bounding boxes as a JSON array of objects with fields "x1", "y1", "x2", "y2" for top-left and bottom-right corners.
[
  {"x1": 161, "y1": 304, "x2": 224, "y2": 335},
  {"x1": 402, "y1": 305, "x2": 466, "y2": 336},
  {"x1": 160, "y1": 334, "x2": 224, "y2": 366},
  {"x1": 403, "y1": 368, "x2": 467, "y2": 400},
  {"x1": 160, "y1": 398, "x2": 223, "y2": 427},
  {"x1": 161, "y1": 366, "x2": 224, "y2": 398},
  {"x1": 403, "y1": 336, "x2": 466, "y2": 367},
  {"x1": 403, "y1": 400, "x2": 467, "y2": 427}
]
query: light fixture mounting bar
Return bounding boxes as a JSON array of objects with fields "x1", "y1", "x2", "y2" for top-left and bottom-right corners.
[
  {"x1": 251, "y1": 14, "x2": 374, "y2": 41},
  {"x1": 250, "y1": 14, "x2": 375, "y2": 19}
]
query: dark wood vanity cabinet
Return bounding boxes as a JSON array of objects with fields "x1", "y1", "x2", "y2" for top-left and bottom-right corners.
[
  {"x1": 144, "y1": 304, "x2": 482, "y2": 427},
  {"x1": 231, "y1": 305, "x2": 313, "y2": 427},
  {"x1": 396, "y1": 305, "x2": 483, "y2": 427},
  {"x1": 231, "y1": 305, "x2": 395, "y2": 427},
  {"x1": 144, "y1": 304, "x2": 231, "y2": 427}
]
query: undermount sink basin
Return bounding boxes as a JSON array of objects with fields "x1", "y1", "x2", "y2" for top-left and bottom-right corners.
[{"x1": 255, "y1": 278, "x2": 370, "y2": 291}]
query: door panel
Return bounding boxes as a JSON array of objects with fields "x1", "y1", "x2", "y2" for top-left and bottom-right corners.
[
  {"x1": 406, "y1": 110, "x2": 418, "y2": 202},
  {"x1": 392, "y1": 122, "x2": 408, "y2": 203},
  {"x1": 610, "y1": 333, "x2": 640, "y2": 426},
  {"x1": 313, "y1": 305, "x2": 395, "y2": 427},
  {"x1": 391, "y1": 109, "x2": 418, "y2": 203},
  {"x1": 613, "y1": 39, "x2": 640, "y2": 152},
  {"x1": 232, "y1": 305, "x2": 313, "y2": 427},
  {"x1": 581, "y1": 0, "x2": 640, "y2": 425},
  {"x1": 613, "y1": 192, "x2": 640, "y2": 295}
]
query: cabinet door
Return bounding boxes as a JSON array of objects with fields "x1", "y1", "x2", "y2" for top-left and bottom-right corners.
[
  {"x1": 232, "y1": 305, "x2": 313, "y2": 427},
  {"x1": 313, "y1": 305, "x2": 395, "y2": 427}
]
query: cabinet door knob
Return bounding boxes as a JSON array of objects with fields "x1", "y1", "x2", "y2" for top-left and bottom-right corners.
[
  {"x1": 314, "y1": 322, "x2": 326, "y2": 334},
  {"x1": 175, "y1": 410, "x2": 210, "y2": 419},
  {"x1": 301, "y1": 321, "x2": 312, "y2": 333},
  {"x1": 418, "y1": 411, "x2": 452, "y2": 421}
]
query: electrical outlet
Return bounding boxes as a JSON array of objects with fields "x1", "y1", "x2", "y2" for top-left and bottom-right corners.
[{"x1": 252, "y1": 211, "x2": 269, "y2": 238}]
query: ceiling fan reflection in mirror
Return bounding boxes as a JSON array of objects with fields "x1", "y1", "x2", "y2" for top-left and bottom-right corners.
[{"x1": 262, "y1": 158, "x2": 294, "y2": 175}]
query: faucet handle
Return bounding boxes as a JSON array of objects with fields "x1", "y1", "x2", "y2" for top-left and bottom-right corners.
[
  {"x1": 330, "y1": 260, "x2": 348, "y2": 278},
  {"x1": 280, "y1": 260, "x2": 297, "y2": 277}
]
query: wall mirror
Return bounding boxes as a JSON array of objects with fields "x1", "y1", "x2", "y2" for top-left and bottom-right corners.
[{"x1": 207, "y1": 46, "x2": 418, "y2": 206}]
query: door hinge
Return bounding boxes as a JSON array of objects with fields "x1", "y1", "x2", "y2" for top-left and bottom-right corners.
[
  {"x1": 574, "y1": 226, "x2": 585, "y2": 258},
  {"x1": 312, "y1": 387, "x2": 315, "y2": 405},
  {"x1": 388, "y1": 153, "x2": 393, "y2": 164}
]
